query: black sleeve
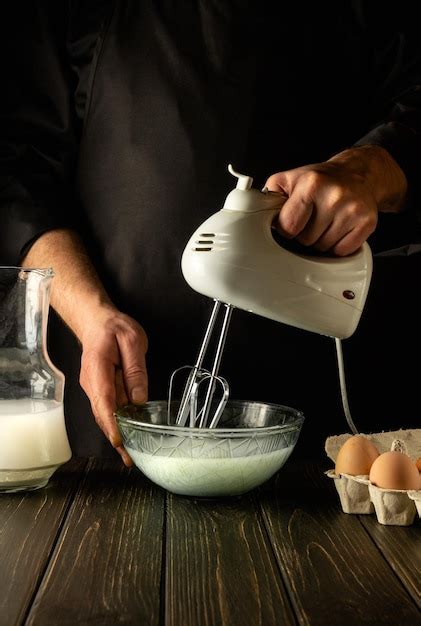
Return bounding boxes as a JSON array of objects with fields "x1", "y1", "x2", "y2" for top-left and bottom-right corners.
[
  {"x1": 353, "y1": 5, "x2": 421, "y2": 217},
  {"x1": 0, "y1": 2, "x2": 78, "y2": 265}
]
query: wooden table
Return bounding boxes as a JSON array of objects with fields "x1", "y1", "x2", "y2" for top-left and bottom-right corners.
[{"x1": 0, "y1": 456, "x2": 420, "y2": 626}]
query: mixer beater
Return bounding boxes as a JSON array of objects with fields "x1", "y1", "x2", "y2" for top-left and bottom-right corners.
[{"x1": 168, "y1": 300, "x2": 233, "y2": 428}]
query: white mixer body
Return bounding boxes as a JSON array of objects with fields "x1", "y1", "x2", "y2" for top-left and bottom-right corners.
[{"x1": 181, "y1": 185, "x2": 373, "y2": 339}]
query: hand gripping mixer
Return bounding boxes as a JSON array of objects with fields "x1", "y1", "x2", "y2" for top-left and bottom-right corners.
[{"x1": 168, "y1": 165, "x2": 373, "y2": 432}]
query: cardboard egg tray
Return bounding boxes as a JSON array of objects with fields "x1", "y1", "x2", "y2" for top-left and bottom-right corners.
[{"x1": 325, "y1": 428, "x2": 421, "y2": 526}]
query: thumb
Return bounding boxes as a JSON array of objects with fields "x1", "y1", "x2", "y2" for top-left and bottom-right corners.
[
  {"x1": 264, "y1": 170, "x2": 294, "y2": 235},
  {"x1": 264, "y1": 170, "x2": 291, "y2": 195}
]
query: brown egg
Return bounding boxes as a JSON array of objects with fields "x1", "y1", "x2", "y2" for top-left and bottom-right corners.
[
  {"x1": 369, "y1": 451, "x2": 421, "y2": 490},
  {"x1": 416, "y1": 458, "x2": 421, "y2": 472},
  {"x1": 335, "y1": 435, "x2": 380, "y2": 476}
]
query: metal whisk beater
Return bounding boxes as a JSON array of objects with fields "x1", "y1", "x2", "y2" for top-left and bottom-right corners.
[{"x1": 168, "y1": 300, "x2": 233, "y2": 428}]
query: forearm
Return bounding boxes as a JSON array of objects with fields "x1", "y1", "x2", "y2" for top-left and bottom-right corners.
[
  {"x1": 21, "y1": 228, "x2": 114, "y2": 342},
  {"x1": 22, "y1": 228, "x2": 147, "y2": 466},
  {"x1": 328, "y1": 145, "x2": 408, "y2": 214}
]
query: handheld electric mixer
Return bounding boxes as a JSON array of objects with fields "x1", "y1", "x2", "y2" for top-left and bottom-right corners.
[{"x1": 168, "y1": 165, "x2": 373, "y2": 431}]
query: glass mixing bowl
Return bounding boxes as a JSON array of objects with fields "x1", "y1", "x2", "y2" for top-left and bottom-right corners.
[{"x1": 115, "y1": 400, "x2": 304, "y2": 497}]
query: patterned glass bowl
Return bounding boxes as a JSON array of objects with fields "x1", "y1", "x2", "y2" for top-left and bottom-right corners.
[{"x1": 115, "y1": 400, "x2": 304, "y2": 497}]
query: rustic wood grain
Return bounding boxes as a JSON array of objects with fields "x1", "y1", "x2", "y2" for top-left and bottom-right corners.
[
  {"x1": 359, "y1": 514, "x2": 421, "y2": 609},
  {"x1": 166, "y1": 492, "x2": 295, "y2": 626},
  {"x1": 0, "y1": 458, "x2": 86, "y2": 626},
  {"x1": 258, "y1": 460, "x2": 421, "y2": 626},
  {"x1": 3, "y1": 456, "x2": 418, "y2": 626},
  {"x1": 26, "y1": 458, "x2": 165, "y2": 626}
]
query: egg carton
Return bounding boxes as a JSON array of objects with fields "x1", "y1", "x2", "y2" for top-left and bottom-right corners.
[{"x1": 325, "y1": 428, "x2": 421, "y2": 526}]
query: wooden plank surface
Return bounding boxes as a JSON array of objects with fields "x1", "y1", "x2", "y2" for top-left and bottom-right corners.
[
  {"x1": 25, "y1": 459, "x2": 165, "y2": 626},
  {"x1": 259, "y1": 460, "x2": 421, "y2": 626},
  {"x1": 2, "y1": 456, "x2": 418, "y2": 626},
  {"x1": 0, "y1": 458, "x2": 86, "y2": 626},
  {"x1": 360, "y1": 514, "x2": 421, "y2": 609},
  {"x1": 166, "y1": 492, "x2": 296, "y2": 626}
]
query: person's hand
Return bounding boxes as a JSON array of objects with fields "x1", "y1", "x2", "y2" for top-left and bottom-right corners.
[
  {"x1": 20, "y1": 228, "x2": 149, "y2": 467},
  {"x1": 79, "y1": 305, "x2": 148, "y2": 467},
  {"x1": 265, "y1": 145, "x2": 407, "y2": 256}
]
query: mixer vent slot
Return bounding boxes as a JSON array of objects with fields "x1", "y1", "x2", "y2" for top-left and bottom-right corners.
[{"x1": 194, "y1": 233, "x2": 215, "y2": 252}]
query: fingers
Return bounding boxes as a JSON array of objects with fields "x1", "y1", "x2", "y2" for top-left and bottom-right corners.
[
  {"x1": 115, "y1": 367, "x2": 129, "y2": 407},
  {"x1": 80, "y1": 357, "x2": 131, "y2": 466},
  {"x1": 117, "y1": 445, "x2": 134, "y2": 467},
  {"x1": 298, "y1": 198, "x2": 377, "y2": 254},
  {"x1": 79, "y1": 311, "x2": 149, "y2": 467},
  {"x1": 115, "y1": 370, "x2": 132, "y2": 465},
  {"x1": 266, "y1": 169, "x2": 317, "y2": 239},
  {"x1": 330, "y1": 224, "x2": 375, "y2": 257},
  {"x1": 80, "y1": 351, "x2": 122, "y2": 447},
  {"x1": 265, "y1": 166, "x2": 378, "y2": 255},
  {"x1": 80, "y1": 354, "x2": 135, "y2": 466},
  {"x1": 117, "y1": 329, "x2": 148, "y2": 405},
  {"x1": 275, "y1": 194, "x2": 315, "y2": 240}
]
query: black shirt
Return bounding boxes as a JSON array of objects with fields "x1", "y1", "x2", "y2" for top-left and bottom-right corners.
[{"x1": 1, "y1": 1, "x2": 421, "y2": 457}]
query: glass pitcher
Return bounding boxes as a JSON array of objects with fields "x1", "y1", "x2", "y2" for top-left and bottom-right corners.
[{"x1": 0, "y1": 267, "x2": 71, "y2": 492}]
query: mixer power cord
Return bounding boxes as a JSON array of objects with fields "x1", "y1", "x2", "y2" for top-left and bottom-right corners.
[{"x1": 334, "y1": 338, "x2": 359, "y2": 435}]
